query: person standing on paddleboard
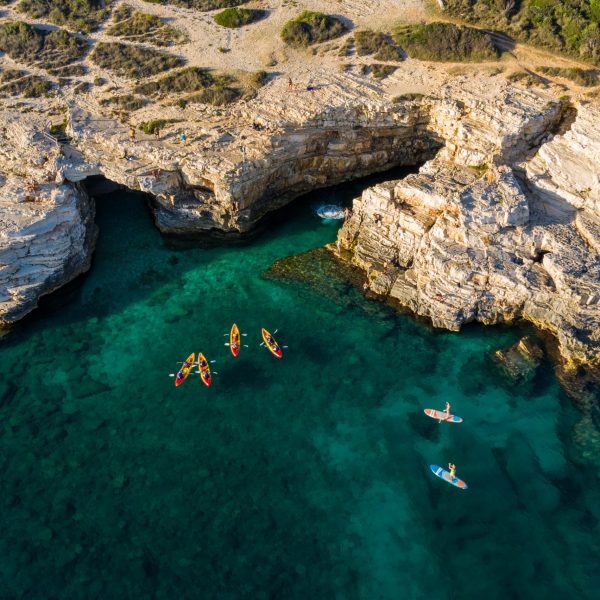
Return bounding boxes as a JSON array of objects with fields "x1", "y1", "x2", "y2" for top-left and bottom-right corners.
[
  {"x1": 449, "y1": 463, "x2": 457, "y2": 479},
  {"x1": 438, "y1": 402, "x2": 451, "y2": 422}
]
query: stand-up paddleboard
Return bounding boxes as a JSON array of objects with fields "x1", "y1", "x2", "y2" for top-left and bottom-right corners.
[
  {"x1": 175, "y1": 353, "x2": 195, "y2": 387},
  {"x1": 261, "y1": 328, "x2": 282, "y2": 358},
  {"x1": 430, "y1": 465, "x2": 468, "y2": 490},
  {"x1": 197, "y1": 352, "x2": 212, "y2": 387},
  {"x1": 230, "y1": 323, "x2": 240, "y2": 357},
  {"x1": 424, "y1": 408, "x2": 463, "y2": 423}
]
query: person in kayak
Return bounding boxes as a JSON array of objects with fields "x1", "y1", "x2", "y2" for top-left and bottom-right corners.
[
  {"x1": 448, "y1": 463, "x2": 457, "y2": 479},
  {"x1": 200, "y1": 358, "x2": 207, "y2": 368},
  {"x1": 203, "y1": 371, "x2": 209, "y2": 380},
  {"x1": 177, "y1": 370, "x2": 184, "y2": 379}
]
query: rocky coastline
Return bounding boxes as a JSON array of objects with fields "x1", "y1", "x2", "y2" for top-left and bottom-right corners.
[{"x1": 0, "y1": 71, "x2": 598, "y2": 379}]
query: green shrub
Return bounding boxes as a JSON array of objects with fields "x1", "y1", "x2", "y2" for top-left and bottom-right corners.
[
  {"x1": 90, "y1": 42, "x2": 184, "y2": 78},
  {"x1": 214, "y1": 7, "x2": 265, "y2": 28},
  {"x1": 106, "y1": 5, "x2": 187, "y2": 46},
  {"x1": 371, "y1": 64, "x2": 397, "y2": 79},
  {"x1": 100, "y1": 94, "x2": 148, "y2": 111},
  {"x1": 186, "y1": 87, "x2": 240, "y2": 105},
  {"x1": 0, "y1": 21, "x2": 87, "y2": 70},
  {"x1": 393, "y1": 22, "x2": 499, "y2": 62},
  {"x1": 355, "y1": 30, "x2": 403, "y2": 61},
  {"x1": 444, "y1": 0, "x2": 600, "y2": 65},
  {"x1": 139, "y1": 119, "x2": 168, "y2": 134},
  {"x1": 17, "y1": 0, "x2": 112, "y2": 32},
  {"x1": 281, "y1": 11, "x2": 347, "y2": 48},
  {"x1": 537, "y1": 66, "x2": 599, "y2": 87},
  {"x1": 135, "y1": 66, "x2": 215, "y2": 96},
  {"x1": 392, "y1": 92, "x2": 425, "y2": 102},
  {"x1": 0, "y1": 71, "x2": 52, "y2": 98},
  {"x1": 48, "y1": 64, "x2": 87, "y2": 77}
]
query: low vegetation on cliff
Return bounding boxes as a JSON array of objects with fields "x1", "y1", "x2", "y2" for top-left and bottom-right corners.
[
  {"x1": 393, "y1": 22, "x2": 500, "y2": 62},
  {"x1": 17, "y1": 0, "x2": 112, "y2": 32},
  {"x1": 537, "y1": 66, "x2": 599, "y2": 87},
  {"x1": 443, "y1": 0, "x2": 600, "y2": 64},
  {"x1": 90, "y1": 42, "x2": 184, "y2": 79},
  {"x1": 0, "y1": 69, "x2": 52, "y2": 98},
  {"x1": 132, "y1": 65, "x2": 267, "y2": 106},
  {"x1": 142, "y1": 0, "x2": 249, "y2": 10},
  {"x1": 0, "y1": 21, "x2": 87, "y2": 70},
  {"x1": 213, "y1": 7, "x2": 266, "y2": 28},
  {"x1": 106, "y1": 4, "x2": 188, "y2": 46},
  {"x1": 281, "y1": 11, "x2": 347, "y2": 47},
  {"x1": 354, "y1": 30, "x2": 404, "y2": 61}
]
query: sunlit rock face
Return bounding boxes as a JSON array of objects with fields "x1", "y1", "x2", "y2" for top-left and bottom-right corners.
[{"x1": 339, "y1": 97, "x2": 600, "y2": 372}]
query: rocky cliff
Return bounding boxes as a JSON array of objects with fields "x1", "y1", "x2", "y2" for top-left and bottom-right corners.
[
  {"x1": 0, "y1": 70, "x2": 598, "y2": 375},
  {"x1": 338, "y1": 92, "x2": 600, "y2": 371},
  {"x1": 0, "y1": 114, "x2": 96, "y2": 325}
]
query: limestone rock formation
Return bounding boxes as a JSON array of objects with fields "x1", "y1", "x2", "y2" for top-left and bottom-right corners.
[
  {"x1": 0, "y1": 115, "x2": 96, "y2": 325},
  {"x1": 338, "y1": 97, "x2": 600, "y2": 372},
  {"x1": 492, "y1": 336, "x2": 544, "y2": 382},
  {"x1": 0, "y1": 68, "x2": 598, "y2": 374}
]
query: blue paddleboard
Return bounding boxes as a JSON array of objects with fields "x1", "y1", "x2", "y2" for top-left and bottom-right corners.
[{"x1": 430, "y1": 465, "x2": 468, "y2": 490}]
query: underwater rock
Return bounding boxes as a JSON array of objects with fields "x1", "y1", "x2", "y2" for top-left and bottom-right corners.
[
  {"x1": 492, "y1": 336, "x2": 544, "y2": 382},
  {"x1": 263, "y1": 245, "x2": 364, "y2": 308}
]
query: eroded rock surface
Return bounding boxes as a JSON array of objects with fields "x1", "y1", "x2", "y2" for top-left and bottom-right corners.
[
  {"x1": 0, "y1": 70, "x2": 598, "y2": 373},
  {"x1": 338, "y1": 98, "x2": 600, "y2": 371},
  {"x1": 0, "y1": 116, "x2": 96, "y2": 325}
]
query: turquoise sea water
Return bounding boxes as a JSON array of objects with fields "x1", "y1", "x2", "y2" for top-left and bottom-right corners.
[{"x1": 0, "y1": 176, "x2": 599, "y2": 599}]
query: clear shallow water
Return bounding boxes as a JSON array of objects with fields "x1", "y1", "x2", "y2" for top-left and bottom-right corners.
[{"x1": 0, "y1": 178, "x2": 599, "y2": 599}]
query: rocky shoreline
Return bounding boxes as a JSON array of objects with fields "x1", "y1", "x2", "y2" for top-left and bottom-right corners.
[{"x1": 0, "y1": 72, "x2": 598, "y2": 377}]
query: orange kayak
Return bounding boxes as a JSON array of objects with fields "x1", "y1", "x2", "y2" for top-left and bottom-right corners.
[
  {"x1": 175, "y1": 353, "x2": 195, "y2": 387},
  {"x1": 261, "y1": 328, "x2": 282, "y2": 358},
  {"x1": 230, "y1": 323, "x2": 240, "y2": 357},
  {"x1": 198, "y1": 352, "x2": 212, "y2": 386}
]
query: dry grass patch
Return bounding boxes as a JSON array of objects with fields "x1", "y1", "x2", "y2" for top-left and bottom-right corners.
[
  {"x1": 536, "y1": 66, "x2": 599, "y2": 87},
  {"x1": 142, "y1": 0, "x2": 249, "y2": 10},
  {"x1": 17, "y1": 0, "x2": 112, "y2": 32},
  {"x1": 0, "y1": 22, "x2": 87, "y2": 70},
  {"x1": 90, "y1": 42, "x2": 184, "y2": 79},
  {"x1": 0, "y1": 69, "x2": 52, "y2": 98},
  {"x1": 106, "y1": 5, "x2": 187, "y2": 46}
]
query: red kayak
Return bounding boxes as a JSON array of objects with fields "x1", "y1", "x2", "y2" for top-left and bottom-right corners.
[
  {"x1": 175, "y1": 353, "x2": 195, "y2": 387},
  {"x1": 198, "y1": 352, "x2": 212, "y2": 386},
  {"x1": 261, "y1": 328, "x2": 282, "y2": 358},
  {"x1": 230, "y1": 323, "x2": 240, "y2": 357}
]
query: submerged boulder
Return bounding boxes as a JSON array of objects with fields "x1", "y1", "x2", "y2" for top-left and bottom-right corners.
[{"x1": 492, "y1": 336, "x2": 544, "y2": 382}]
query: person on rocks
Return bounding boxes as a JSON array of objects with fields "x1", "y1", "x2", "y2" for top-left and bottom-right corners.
[
  {"x1": 362, "y1": 281, "x2": 369, "y2": 291},
  {"x1": 288, "y1": 77, "x2": 294, "y2": 92},
  {"x1": 374, "y1": 213, "x2": 382, "y2": 227},
  {"x1": 344, "y1": 207, "x2": 351, "y2": 221},
  {"x1": 180, "y1": 131, "x2": 187, "y2": 144},
  {"x1": 129, "y1": 126, "x2": 136, "y2": 143},
  {"x1": 154, "y1": 128, "x2": 160, "y2": 140}
]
